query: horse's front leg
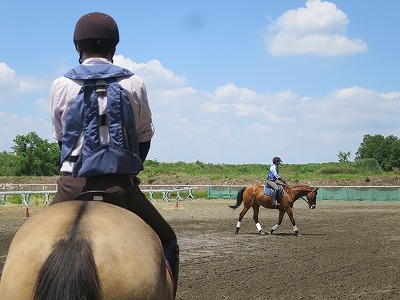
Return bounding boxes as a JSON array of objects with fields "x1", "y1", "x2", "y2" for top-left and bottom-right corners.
[
  {"x1": 270, "y1": 210, "x2": 285, "y2": 234},
  {"x1": 286, "y1": 207, "x2": 300, "y2": 236},
  {"x1": 252, "y1": 205, "x2": 265, "y2": 235}
]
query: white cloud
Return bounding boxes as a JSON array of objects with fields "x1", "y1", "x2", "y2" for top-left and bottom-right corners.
[
  {"x1": 0, "y1": 63, "x2": 17, "y2": 86},
  {"x1": 114, "y1": 55, "x2": 187, "y2": 88},
  {"x1": 202, "y1": 102, "x2": 231, "y2": 114},
  {"x1": 1, "y1": 55, "x2": 399, "y2": 164},
  {"x1": 135, "y1": 62, "x2": 400, "y2": 163},
  {"x1": 381, "y1": 92, "x2": 400, "y2": 100},
  {"x1": 215, "y1": 83, "x2": 258, "y2": 101},
  {"x1": 0, "y1": 62, "x2": 48, "y2": 102},
  {"x1": 265, "y1": 0, "x2": 368, "y2": 57}
]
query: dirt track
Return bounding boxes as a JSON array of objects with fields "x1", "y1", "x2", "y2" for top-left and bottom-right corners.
[{"x1": 1, "y1": 199, "x2": 399, "y2": 299}]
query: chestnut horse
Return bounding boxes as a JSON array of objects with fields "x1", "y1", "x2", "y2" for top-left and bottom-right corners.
[
  {"x1": 0, "y1": 200, "x2": 174, "y2": 300},
  {"x1": 229, "y1": 185, "x2": 318, "y2": 236}
]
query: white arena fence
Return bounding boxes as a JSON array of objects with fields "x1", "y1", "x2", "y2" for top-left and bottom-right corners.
[
  {"x1": 0, "y1": 184, "x2": 197, "y2": 205},
  {"x1": 4, "y1": 184, "x2": 399, "y2": 205}
]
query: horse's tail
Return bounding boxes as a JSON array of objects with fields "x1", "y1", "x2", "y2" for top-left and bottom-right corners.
[
  {"x1": 229, "y1": 187, "x2": 246, "y2": 209},
  {"x1": 33, "y1": 236, "x2": 102, "y2": 300}
]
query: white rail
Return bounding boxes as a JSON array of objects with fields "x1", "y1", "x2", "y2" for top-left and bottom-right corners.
[
  {"x1": 0, "y1": 186, "x2": 197, "y2": 205},
  {"x1": 0, "y1": 190, "x2": 57, "y2": 205},
  {"x1": 141, "y1": 186, "x2": 196, "y2": 202}
]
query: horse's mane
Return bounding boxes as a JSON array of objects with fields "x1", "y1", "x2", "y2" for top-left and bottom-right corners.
[{"x1": 285, "y1": 185, "x2": 314, "y2": 191}]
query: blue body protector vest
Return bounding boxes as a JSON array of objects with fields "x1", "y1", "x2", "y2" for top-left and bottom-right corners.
[
  {"x1": 61, "y1": 64, "x2": 144, "y2": 178},
  {"x1": 268, "y1": 165, "x2": 279, "y2": 181}
]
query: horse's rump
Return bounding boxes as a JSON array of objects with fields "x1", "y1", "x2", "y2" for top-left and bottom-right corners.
[{"x1": 0, "y1": 201, "x2": 173, "y2": 300}]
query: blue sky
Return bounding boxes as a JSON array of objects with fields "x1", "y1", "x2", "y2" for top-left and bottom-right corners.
[{"x1": 1, "y1": 0, "x2": 400, "y2": 164}]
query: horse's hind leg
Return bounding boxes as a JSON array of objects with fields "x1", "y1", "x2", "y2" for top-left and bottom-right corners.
[
  {"x1": 252, "y1": 205, "x2": 265, "y2": 235},
  {"x1": 270, "y1": 210, "x2": 285, "y2": 234},
  {"x1": 235, "y1": 206, "x2": 250, "y2": 234}
]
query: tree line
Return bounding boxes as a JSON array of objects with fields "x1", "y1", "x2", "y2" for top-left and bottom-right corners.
[
  {"x1": 0, "y1": 132, "x2": 398, "y2": 176},
  {"x1": 0, "y1": 132, "x2": 60, "y2": 176}
]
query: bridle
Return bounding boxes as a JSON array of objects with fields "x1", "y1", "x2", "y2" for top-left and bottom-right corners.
[
  {"x1": 304, "y1": 190, "x2": 317, "y2": 208},
  {"x1": 285, "y1": 185, "x2": 316, "y2": 206}
]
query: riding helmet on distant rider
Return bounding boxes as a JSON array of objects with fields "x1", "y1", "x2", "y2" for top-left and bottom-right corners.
[{"x1": 273, "y1": 156, "x2": 282, "y2": 165}]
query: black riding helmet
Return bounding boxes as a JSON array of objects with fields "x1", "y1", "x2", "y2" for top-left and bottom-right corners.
[
  {"x1": 73, "y1": 12, "x2": 119, "y2": 60},
  {"x1": 74, "y1": 12, "x2": 119, "y2": 46},
  {"x1": 273, "y1": 157, "x2": 282, "y2": 164}
]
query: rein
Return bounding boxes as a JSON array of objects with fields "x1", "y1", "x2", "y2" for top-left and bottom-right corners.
[{"x1": 300, "y1": 196, "x2": 308, "y2": 204}]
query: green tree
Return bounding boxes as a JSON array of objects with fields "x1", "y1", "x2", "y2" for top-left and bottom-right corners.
[
  {"x1": 337, "y1": 151, "x2": 351, "y2": 162},
  {"x1": 386, "y1": 140, "x2": 400, "y2": 171},
  {"x1": 12, "y1": 132, "x2": 60, "y2": 176},
  {"x1": 0, "y1": 151, "x2": 17, "y2": 176},
  {"x1": 355, "y1": 134, "x2": 400, "y2": 171}
]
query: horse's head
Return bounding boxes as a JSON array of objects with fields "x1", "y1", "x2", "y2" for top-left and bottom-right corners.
[{"x1": 305, "y1": 187, "x2": 318, "y2": 209}]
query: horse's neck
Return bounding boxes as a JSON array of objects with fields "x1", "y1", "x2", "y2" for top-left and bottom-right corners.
[{"x1": 286, "y1": 186, "x2": 310, "y2": 200}]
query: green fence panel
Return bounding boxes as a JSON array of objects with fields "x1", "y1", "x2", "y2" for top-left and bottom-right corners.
[
  {"x1": 317, "y1": 187, "x2": 345, "y2": 201},
  {"x1": 317, "y1": 187, "x2": 400, "y2": 201},
  {"x1": 207, "y1": 186, "x2": 400, "y2": 201},
  {"x1": 207, "y1": 186, "x2": 244, "y2": 199}
]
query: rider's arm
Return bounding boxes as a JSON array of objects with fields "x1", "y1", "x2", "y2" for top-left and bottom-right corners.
[{"x1": 139, "y1": 140, "x2": 151, "y2": 162}]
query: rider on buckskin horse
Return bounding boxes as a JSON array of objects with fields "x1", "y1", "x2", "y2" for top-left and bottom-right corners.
[
  {"x1": 50, "y1": 12, "x2": 179, "y2": 297},
  {"x1": 266, "y1": 156, "x2": 286, "y2": 206}
]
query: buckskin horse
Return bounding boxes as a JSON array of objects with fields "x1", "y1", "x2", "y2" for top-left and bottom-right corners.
[
  {"x1": 0, "y1": 199, "x2": 174, "y2": 300},
  {"x1": 229, "y1": 184, "x2": 318, "y2": 236}
]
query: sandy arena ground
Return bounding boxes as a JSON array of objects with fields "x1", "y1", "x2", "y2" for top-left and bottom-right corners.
[{"x1": 1, "y1": 198, "x2": 399, "y2": 300}]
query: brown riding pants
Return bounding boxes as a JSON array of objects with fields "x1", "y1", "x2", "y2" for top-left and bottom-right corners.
[{"x1": 52, "y1": 173, "x2": 177, "y2": 247}]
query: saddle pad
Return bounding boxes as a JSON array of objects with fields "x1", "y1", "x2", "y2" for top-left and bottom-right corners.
[
  {"x1": 264, "y1": 186, "x2": 273, "y2": 196},
  {"x1": 165, "y1": 259, "x2": 175, "y2": 286}
]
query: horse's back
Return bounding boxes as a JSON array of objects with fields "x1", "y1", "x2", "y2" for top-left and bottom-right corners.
[
  {"x1": 245, "y1": 184, "x2": 265, "y2": 195},
  {"x1": 0, "y1": 201, "x2": 173, "y2": 300}
]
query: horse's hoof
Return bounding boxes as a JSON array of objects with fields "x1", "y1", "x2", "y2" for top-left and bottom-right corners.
[
  {"x1": 259, "y1": 231, "x2": 265, "y2": 236},
  {"x1": 295, "y1": 231, "x2": 301, "y2": 236},
  {"x1": 269, "y1": 230, "x2": 274, "y2": 235}
]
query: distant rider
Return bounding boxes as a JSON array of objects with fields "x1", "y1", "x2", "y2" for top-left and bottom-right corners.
[{"x1": 266, "y1": 156, "x2": 286, "y2": 206}]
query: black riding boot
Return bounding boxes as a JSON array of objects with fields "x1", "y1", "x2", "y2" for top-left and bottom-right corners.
[
  {"x1": 272, "y1": 191, "x2": 279, "y2": 206},
  {"x1": 164, "y1": 243, "x2": 179, "y2": 298}
]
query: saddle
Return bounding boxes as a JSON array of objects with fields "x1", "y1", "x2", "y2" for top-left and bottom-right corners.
[
  {"x1": 73, "y1": 190, "x2": 128, "y2": 209},
  {"x1": 264, "y1": 185, "x2": 284, "y2": 198}
]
